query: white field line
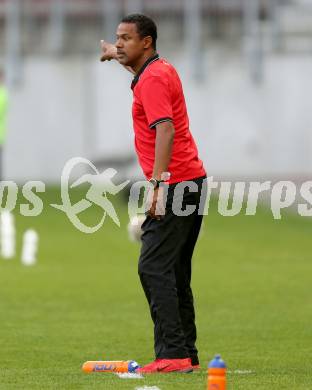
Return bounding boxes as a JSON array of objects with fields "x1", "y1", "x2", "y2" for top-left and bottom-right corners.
[
  {"x1": 116, "y1": 373, "x2": 143, "y2": 379},
  {"x1": 228, "y1": 370, "x2": 254, "y2": 375},
  {"x1": 135, "y1": 387, "x2": 161, "y2": 390}
]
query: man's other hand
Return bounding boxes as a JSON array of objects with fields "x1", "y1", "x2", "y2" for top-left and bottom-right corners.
[{"x1": 147, "y1": 186, "x2": 166, "y2": 220}]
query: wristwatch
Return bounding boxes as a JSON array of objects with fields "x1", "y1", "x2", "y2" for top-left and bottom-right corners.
[
  {"x1": 149, "y1": 172, "x2": 171, "y2": 189},
  {"x1": 149, "y1": 178, "x2": 164, "y2": 189}
]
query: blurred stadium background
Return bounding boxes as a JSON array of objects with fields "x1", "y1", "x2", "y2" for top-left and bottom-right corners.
[
  {"x1": 0, "y1": 2, "x2": 311, "y2": 389},
  {"x1": 1, "y1": 0, "x2": 312, "y2": 182}
]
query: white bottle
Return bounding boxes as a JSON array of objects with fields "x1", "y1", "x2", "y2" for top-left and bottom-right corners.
[
  {"x1": 21, "y1": 229, "x2": 39, "y2": 266},
  {"x1": 0, "y1": 211, "x2": 16, "y2": 259}
]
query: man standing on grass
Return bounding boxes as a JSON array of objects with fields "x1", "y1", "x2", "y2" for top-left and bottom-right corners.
[{"x1": 101, "y1": 14, "x2": 206, "y2": 373}]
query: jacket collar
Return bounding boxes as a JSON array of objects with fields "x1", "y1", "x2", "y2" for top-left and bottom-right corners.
[{"x1": 131, "y1": 53, "x2": 160, "y2": 90}]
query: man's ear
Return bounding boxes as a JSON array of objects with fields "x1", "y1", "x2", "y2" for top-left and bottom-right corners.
[{"x1": 143, "y1": 36, "x2": 153, "y2": 50}]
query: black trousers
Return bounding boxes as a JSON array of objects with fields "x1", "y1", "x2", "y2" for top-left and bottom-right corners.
[{"x1": 138, "y1": 176, "x2": 206, "y2": 365}]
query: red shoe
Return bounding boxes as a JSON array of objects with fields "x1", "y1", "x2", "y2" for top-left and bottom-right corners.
[
  {"x1": 136, "y1": 358, "x2": 193, "y2": 374},
  {"x1": 136, "y1": 359, "x2": 160, "y2": 372},
  {"x1": 192, "y1": 364, "x2": 201, "y2": 370}
]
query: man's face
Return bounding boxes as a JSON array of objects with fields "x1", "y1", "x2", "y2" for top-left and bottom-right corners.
[{"x1": 115, "y1": 23, "x2": 150, "y2": 66}]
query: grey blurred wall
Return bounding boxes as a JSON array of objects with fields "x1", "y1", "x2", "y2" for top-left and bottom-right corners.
[{"x1": 4, "y1": 51, "x2": 312, "y2": 182}]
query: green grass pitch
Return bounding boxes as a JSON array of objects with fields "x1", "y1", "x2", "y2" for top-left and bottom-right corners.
[{"x1": 0, "y1": 188, "x2": 311, "y2": 389}]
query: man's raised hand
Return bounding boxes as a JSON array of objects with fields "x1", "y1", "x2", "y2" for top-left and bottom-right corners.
[
  {"x1": 100, "y1": 40, "x2": 136, "y2": 74},
  {"x1": 100, "y1": 40, "x2": 117, "y2": 62}
]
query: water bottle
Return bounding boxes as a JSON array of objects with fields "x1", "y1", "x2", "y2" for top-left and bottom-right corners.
[
  {"x1": 0, "y1": 211, "x2": 16, "y2": 259},
  {"x1": 82, "y1": 360, "x2": 140, "y2": 373},
  {"x1": 21, "y1": 229, "x2": 39, "y2": 266},
  {"x1": 207, "y1": 355, "x2": 226, "y2": 390}
]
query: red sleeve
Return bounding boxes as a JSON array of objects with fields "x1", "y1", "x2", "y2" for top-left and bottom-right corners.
[{"x1": 140, "y1": 76, "x2": 173, "y2": 129}]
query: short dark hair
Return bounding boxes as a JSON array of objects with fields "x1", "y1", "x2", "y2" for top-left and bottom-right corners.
[{"x1": 121, "y1": 14, "x2": 157, "y2": 49}]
